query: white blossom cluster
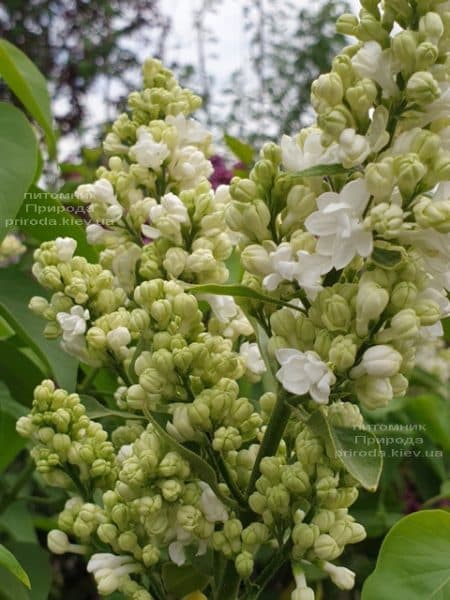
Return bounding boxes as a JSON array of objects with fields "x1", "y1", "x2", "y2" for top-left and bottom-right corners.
[{"x1": 16, "y1": 0, "x2": 450, "y2": 598}]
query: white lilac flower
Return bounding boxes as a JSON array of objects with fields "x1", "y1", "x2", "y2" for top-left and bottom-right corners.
[
  {"x1": 295, "y1": 251, "x2": 331, "y2": 298},
  {"x1": 106, "y1": 327, "x2": 131, "y2": 352},
  {"x1": 111, "y1": 244, "x2": 142, "y2": 292},
  {"x1": 166, "y1": 114, "x2": 212, "y2": 147},
  {"x1": 305, "y1": 179, "x2": 372, "y2": 269},
  {"x1": 263, "y1": 242, "x2": 299, "y2": 291},
  {"x1": 169, "y1": 145, "x2": 213, "y2": 189},
  {"x1": 200, "y1": 294, "x2": 238, "y2": 323},
  {"x1": 130, "y1": 126, "x2": 170, "y2": 169},
  {"x1": 350, "y1": 345, "x2": 402, "y2": 378},
  {"x1": 321, "y1": 562, "x2": 356, "y2": 590},
  {"x1": 55, "y1": 237, "x2": 77, "y2": 262},
  {"x1": 56, "y1": 305, "x2": 89, "y2": 355},
  {"x1": 417, "y1": 83, "x2": 450, "y2": 127},
  {"x1": 141, "y1": 192, "x2": 189, "y2": 242},
  {"x1": 199, "y1": 483, "x2": 229, "y2": 522},
  {"x1": 76, "y1": 178, "x2": 116, "y2": 205},
  {"x1": 351, "y1": 41, "x2": 399, "y2": 97},
  {"x1": 281, "y1": 129, "x2": 339, "y2": 172},
  {"x1": 87, "y1": 553, "x2": 141, "y2": 595},
  {"x1": 401, "y1": 230, "x2": 450, "y2": 290},
  {"x1": 240, "y1": 342, "x2": 266, "y2": 375},
  {"x1": 338, "y1": 128, "x2": 371, "y2": 168},
  {"x1": 275, "y1": 348, "x2": 336, "y2": 403}
]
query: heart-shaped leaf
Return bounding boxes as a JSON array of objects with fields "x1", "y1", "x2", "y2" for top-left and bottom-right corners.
[{"x1": 362, "y1": 510, "x2": 450, "y2": 600}]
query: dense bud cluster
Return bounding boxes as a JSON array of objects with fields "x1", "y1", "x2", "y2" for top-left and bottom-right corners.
[{"x1": 17, "y1": 0, "x2": 450, "y2": 598}]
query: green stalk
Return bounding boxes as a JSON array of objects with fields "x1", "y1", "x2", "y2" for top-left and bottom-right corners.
[
  {"x1": 245, "y1": 392, "x2": 291, "y2": 499},
  {"x1": 215, "y1": 560, "x2": 241, "y2": 600}
]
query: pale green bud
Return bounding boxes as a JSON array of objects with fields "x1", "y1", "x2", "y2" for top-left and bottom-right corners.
[
  {"x1": 395, "y1": 154, "x2": 427, "y2": 198},
  {"x1": 318, "y1": 105, "x2": 354, "y2": 140},
  {"x1": 311, "y1": 73, "x2": 344, "y2": 111},
  {"x1": 358, "y1": 9, "x2": 390, "y2": 45},
  {"x1": 311, "y1": 510, "x2": 335, "y2": 532},
  {"x1": 142, "y1": 544, "x2": 160, "y2": 567},
  {"x1": 47, "y1": 530, "x2": 71, "y2": 554},
  {"x1": 296, "y1": 316, "x2": 316, "y2": 349},
  {"x1": 419, "y1": 12, "x2": 444, "y2": 43},
  {"x1": 163, "y1": 247, "x2": 188, "y2": 278},
  {"x1": 390, "y1": 281, "x2": 417, "y2": 310},
  {"x1": 224, "y1": 518, "x2": 243, "y2": 541},
  {"x1": 369, "y1": 203, "x2": 404, "y2": 237},
  {"x1": 230, "y1": 178, "x2": 259, "y2": 203},
  {"x1": 376, "y1": 308, "x2": 420, "y2": 342},
  {"x1": 390, "y1": 373, "x2": 408, "y2": 396},
  {"x1": 336, "y1": 14, "x2": 359, "y2": 36},
  {"x1": 356, "y1": 282, "x2": 389, "y2": 337},
  {"x1": 118, "y1": 531, "x2": 139, "y2": 553},
  {"x1": 329, "y1": 336, "x2": 357, "y2": 372},
  {"x1": 332, "y1": 55, "x2": 354, "y2": 88},
  {"x1": 160, "y1": 479, "x2": 183, "y2": 502},
  {"x1": 241, "y1": 244, "x2": 271, "y2": 276},
  {"x1": 354, "y1": 375, "x2": 393, "y2": 409},
  {"x1": 235, "y1": 551, "x2": 254, "y2": 578},
  {"x1": 29, "y1": 295, "x2": 50, "y2": 316},
  {"x1": 212, "y1": 426, "x2": 242, "y2": 452},
  {"x1": 345, "y1": 79, "x2": 378, "y2": 117},
  {"x1": 260, "y1": 457, "x2": 282, "y2": 483},
  {"x1": 266, "y1": 484, "x2": 290, "y2": 516},
  {"x1": 415, "y1": 299, "x2": 441, "y2": 325},
  {"x1": 250, "y1": 159, "x2": 276, "y2": 189},
  {"x1": 292, "y1": 523, "x2": 316, "y2": 549},
  {"x1": 241, "y1": 523, "x2": 269, "y2": 548},
  {"x1": 322, "y1": 294, "x2": 352, "y2": 332},
  {"x1": 313, "y1": 534, "x2": 341, "y2": 560},
  {"x1": 281, "y1": 463, "x2": 310, "y2": 494},
  {"x1": 406, "y1": 71, "x2": 440, "y2": 105},
  {"x1": 177, "y1": 505, "x2": 201, "y2": 531},
  {"x1": 97, "y1": 523, "x2": 118, "y2": 545},
  {"x1": 415, "y1": 42, "x2": 439, "y2": 70},
  {"x1": 392, "y1": 31, "x2": 418, "y2": 74},
  {"x1": 248, "y1": 492, "x2": 267, "y2": 514},
  {"x1": 314, "y1": 330, "x2": 332, "y2": 360},
  {"x1": 365, "y1": 159, "x2": 395, "y2": 199},
  {"x1": 261, "y1": 141, "x2": 282, "y2": 165},
  {"x1": 414, "y1": 196, "x2": 450, "y2": 232},
  {"x1": 329, "y1": 520, "x2": 354, "y2": 546},
  {"x1": 291, "y1": 588, "x2": 315, "y2": 600}
]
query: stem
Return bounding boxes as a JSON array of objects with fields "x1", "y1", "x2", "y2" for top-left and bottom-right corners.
[
  {"x1": 215, "y1": 560, "x2": 240, "y2": 600},
  {"x1": 245, "y1": 392, "x2": 291, "y2": 498},
  {"x1": 0, "y1": 459, "x2": 35, "y2": 513},
  {"x1": 205, "y1": 443, "x2": 248, "y2": 508},
  {"x1": 242, "y1": 542, "x2": 291, "y2": 600},
  {"x1": 78, "y1": 367, "x2": 99, "y2": 393}
]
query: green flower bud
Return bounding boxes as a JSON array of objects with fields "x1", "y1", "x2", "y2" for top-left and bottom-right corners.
[
  {"x1": 392, "y1": 31, "x2": 418, "y2": 74},
  {"x1": 260, "y1": 457, "x2": 282, "y2": 483},
  {"x1": 345, "y1": 79, "x2": 378, "y2": 118},
  {"x1": 419, "y1": 12, "x2": 444, "y2": 44},
  {"x1": 224, "y1": 518, "x2": 243, "y2": 541},
  {"x1": 390, "y1": 373, "x2": 408, "y2": 396},
  {"x1": 376, "y1": 308, "x2": 420, "y2": 342},
  {"x1": 395, "y1": 153, "x2": 427, "y2": 198},
  {"x1": 369, "y1": 203, "x2": 404, "y2": 237},
  {"x1": 311, "y1": 510, "x2": 336, "y2": 532},
  {"x1": 313, "y1": 534, "x2": 341, "y2": 560},
  {"x1": 390, "y1": 281, "x2": 417, "y2": 310},
  {"x1": 266, "y1": 484, "x2": 290, "y2": 516},
  {"x1": 248, "y1": 491, "x2": 267, "y2": 514},
  {"x1": 322, "y1": 294, "x2": 352, "y2": 332},
  {"x1": 406, "y1": 71, "x2": 440, "y2": 105},
  {"x1": 354, "y1": 375, "x2": 393, "y2": 409},
  {"x1": 311, "y1": 73, "x2": 344, "y2": 111},
  {"x1": 329, "y1": 520, "x2": 354, "y2": 545},
  {"x1": 292, "y1": 523, "x2": 316, "y2": 549},
  {"x1": 235, "y1": 551, "x2": 254, "y2": 578},
  {"x1": 414, "y1": 196, "x2": 450, "y2": 232},
  {"x1": 415, "y1": 299, "x2": 441, "y2": 325},
  {"x1": 250, "y1": 159, "x2": 276, "y2": 189},
  {"x1": 118, "y1": 530, "x2": 139, "y2": 553},
  {"x1": 230, "y1": 178, "x2": 259, "y2": 203},
  {"x1": 365, "y1": 158, "x2": 395, "y2": 199},
  {"x1": 241, "y1": 523, "x2": 270, "y2": 548},
  {"x1": 177, "y1": 505, "x2": 201, "y2": 531},
  {"x1": 336, "y1": 14, "x2": 359, "y2": 36},
  {"x1": 356, "y1": 282, "x2": 389, "y2": 337},
  {"x1": 281, "y1": 463, "x2": 310, "y2": 494},
  {"x1": 415, "y1": 42, "x2": 439, "y2": 70},
  {"x1": 212, "y1": 426, "x2": 242, "y2": 452},
  {"x1": 97, "y1": 523, "x2": 118, "y2": 545},
  {"x1": 142, "y1": 544, "x2": 160, "y2": 567},
  {"x1": 241, "y1": 245, "x2": 271, "y2": 276},
  {"x1": 329, "y1": 336, "x2": 357, "y2": 372}
]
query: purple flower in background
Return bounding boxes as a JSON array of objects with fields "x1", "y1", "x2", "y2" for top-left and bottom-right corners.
[{"x1": 209, "y1": 155, "x2": 234, "y2": 189}]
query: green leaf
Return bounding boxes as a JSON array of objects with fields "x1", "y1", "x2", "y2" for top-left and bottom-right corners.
[
  {"x1": 405, "y1": 394, "x2": 450, "y2": 451},
  {"x1": 0, "y1": 341, "x2": 45, "y2": 405},
  {"x1": 187, "y1": 283, "x2": 303, "y2": 312},
  {"x1": 162, "y1": 563, "x2": 210, "y2": 597},
  {"x1": 224, "y1": 134, "x2": 254, "y2": 165},
  {"x1": 362, "y1": 510, "x2": 450, "y2": 600},
  {"x1": 246, "y1": 315, "x2": 278, "y2": 394},
  {"x1": 0, "y1": 40, "x2": 56, "y2": 156},
  {"x1": 0, "y1": 545, "x2": 30, "y2": 589},
  {"x1": 16, "y1": 185, "x2": 97, "y2": 262},
  {"x1": 286, "y1": 163, "x2": 350, "y2": 179},
  {"x1": 0, "y1": 410, "x2": 27, "y2": 472},
  {"x1": 0, "y1": 103, "x2": 38, "y2": 243},
  {"x1": 0, "y1": 270, "x2": 78, "y2": 391},
  {"x1": 81, "y1": 395, "x2": 142, "y2": 420},
  {"x1": 371, "y1": 245, "x2": 403, "y2": 269},
  {"x1": 0, "y1": 503, "x2": 37, "y2": 544},
  {"x1": 307, "y1": 408, "x2": 382, "y2": 491}
]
